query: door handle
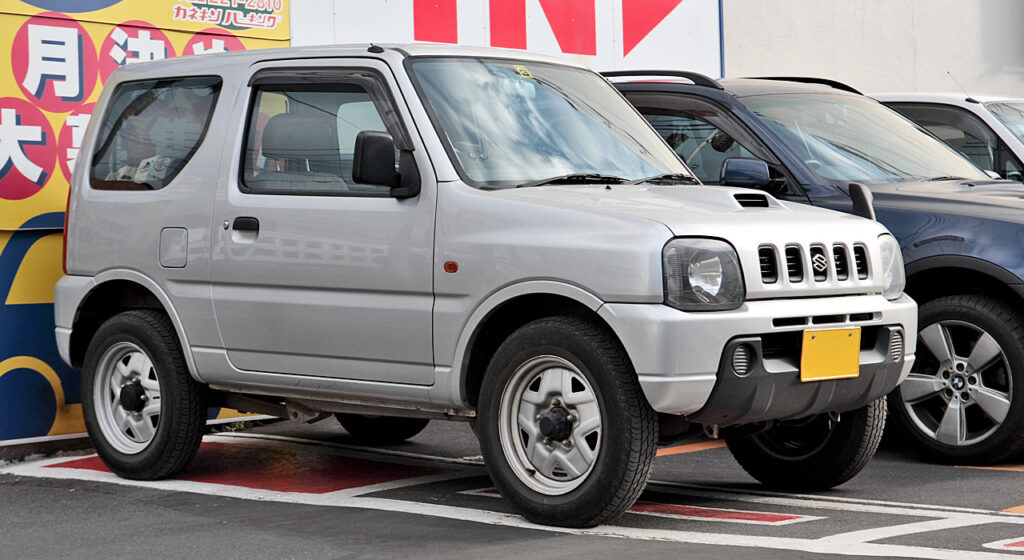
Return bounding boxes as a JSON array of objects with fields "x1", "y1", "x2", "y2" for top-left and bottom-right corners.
[{"x1": 232, "y1": 217, "x2": 259, "y2": 232}]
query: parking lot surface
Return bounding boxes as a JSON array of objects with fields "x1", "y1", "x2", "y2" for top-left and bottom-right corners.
[{"x1": 3, "y1": 419, "x2": 1024, "y2": 560}]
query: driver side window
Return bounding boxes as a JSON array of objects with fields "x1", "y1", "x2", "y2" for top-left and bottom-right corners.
[{"x1": 644, "y1": 112, "x2": 755, "y2": 184}]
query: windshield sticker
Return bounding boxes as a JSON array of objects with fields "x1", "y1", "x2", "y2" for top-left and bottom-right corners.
[{"x1": 513, "y1": 64, "x2": 534, "y2": 79}]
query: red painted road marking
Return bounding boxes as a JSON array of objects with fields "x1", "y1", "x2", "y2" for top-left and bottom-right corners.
[
  {"x1": 1006, "y1": 505, "x2": 1024, "y2": 514},
  {"x1": 461, "y1": 487, "x2": 818, "y2": 525},
  {"x1": 957, "y1": 464, "x2": 1024, "y2": 472},
  {"x1": 48, "y1": 441, "x2": 445, "y2": 494},
  {"x1": 630, "y1": 501, "x2": 806, "y2": 524},
  {"x1": 656, "y1": 440, "x2": 727, "y2": 457},
  {"x1": 983, "y1": 536, "x2": 1024, "y2": 551}
]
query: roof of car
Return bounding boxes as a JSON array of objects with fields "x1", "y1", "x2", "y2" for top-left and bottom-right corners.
[
  {"x1": 611, "y1": 75, "x2": 863, "y2": 98},
  {"x1": 719, "y1": 78, "x2": 861, "y2": 98},
  {"x1": 102, "y1": 43, "x2": 585, "y2": 84},
  {"x1": 872, "y1": 92, "x2": 1024, "y2": 105}
]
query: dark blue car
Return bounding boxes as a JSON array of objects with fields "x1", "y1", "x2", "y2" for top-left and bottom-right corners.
[{"x1": 614, "y1": 73, "x2": 1024, "y2": 464}]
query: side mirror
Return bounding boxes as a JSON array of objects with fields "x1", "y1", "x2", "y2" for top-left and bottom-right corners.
[
  {"x1": 720, "y1": 157, "x2": 771, "y2": 189},
  {"x1": 353, "y1": 130, "x2": 400, "y2": 188},
  {"x1": 353, "y1": 130, "x2": 420, "y2": 199}
]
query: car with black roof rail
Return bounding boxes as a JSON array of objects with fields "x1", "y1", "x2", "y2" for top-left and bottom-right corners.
[{"x1": 611, "y1": 71, "x2": 1024, "y2": 464}]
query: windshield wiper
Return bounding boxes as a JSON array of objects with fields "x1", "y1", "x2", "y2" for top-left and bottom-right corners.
[
  {"x1": 925, "y1": 176, "x2": 968, "y2": 182},
  {"x1": 517, "y1": 173, "x2": 629, "y2": 188},
  {"x1": 624, "y1": 173, "x2": 699, "y2": 185}
]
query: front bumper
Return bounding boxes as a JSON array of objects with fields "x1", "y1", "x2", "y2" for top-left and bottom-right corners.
[{"x1": 598, "y1": 293, "x2": 917, "y2": 420}]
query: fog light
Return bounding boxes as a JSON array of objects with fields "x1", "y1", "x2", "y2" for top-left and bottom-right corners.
[{"x1": 732, "y1": 344, "x2": 753, "y2": 376}]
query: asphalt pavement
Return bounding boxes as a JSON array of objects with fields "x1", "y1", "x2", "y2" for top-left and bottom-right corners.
[{"x1": 2, "y1": 418, "x2": 1024, "y2": 560}]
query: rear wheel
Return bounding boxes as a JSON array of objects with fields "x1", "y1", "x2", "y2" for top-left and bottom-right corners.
[
  {"x1": 726, "y1": 397, "x2": 886, "y2": 490},
  {"x1": 335, "y1": 414, "x2": 430, "y2": 444},
  {"x1": 477, "y1": 316, "x2": 657, "y2": 528},
  {"x1": 81, "y1": 310, "x2": 205, "y2": 480},
  {"x1": 888, "y1": 295, "x2": 1024, "y2": 463}
]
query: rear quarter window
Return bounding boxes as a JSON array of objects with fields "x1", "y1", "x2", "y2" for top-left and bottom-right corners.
[{"x1": 89, "y1": 76, "x2": 221, "y2": 190}]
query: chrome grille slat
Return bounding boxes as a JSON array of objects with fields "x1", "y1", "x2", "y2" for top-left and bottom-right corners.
[
  {"x1": 755, "y1": 242, "x2": 872, "y2": 288},
  {"x1": 784, "y1": 246, "x2": 803, "y2": 282},
  {"x1": 758, "y1": 246, "x2": 778, "y2": 284},
  {"x1": 853, "y1": 245, "x2": 869, "y2": 279}
]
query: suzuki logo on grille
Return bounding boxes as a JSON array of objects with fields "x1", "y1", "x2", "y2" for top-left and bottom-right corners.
[{"x1": 812, "y1": 253, "x2": 829, "y2": 273}]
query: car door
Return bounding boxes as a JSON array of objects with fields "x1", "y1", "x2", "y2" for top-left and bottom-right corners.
[
  {"x1": 209, "y1": 59, "x2": 436, "y2": 385},
  {"x1": 886, "y1": 102, "x2": 1024, "y2": 181}
]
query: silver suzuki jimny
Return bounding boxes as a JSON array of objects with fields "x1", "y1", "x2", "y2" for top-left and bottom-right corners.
[{"x1": 56, "y1": 44, "x2": 916, "y2": 527}]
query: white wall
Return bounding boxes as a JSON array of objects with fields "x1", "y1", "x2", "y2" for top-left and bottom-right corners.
[
  {"x1": 289, "y1": 0, "x2": 722, "y2": 75},
  {"x1": 723, "y1": 0, "x2": 1024, "y2": 95}
]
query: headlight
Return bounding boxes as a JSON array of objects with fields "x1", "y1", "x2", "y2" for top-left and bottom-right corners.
[
  {"x1": 663, "y1": 238, "x2": 745, "y2": 311},
  {"x1": 878, "y1": 233, "x2": 906, "y2": 300}
]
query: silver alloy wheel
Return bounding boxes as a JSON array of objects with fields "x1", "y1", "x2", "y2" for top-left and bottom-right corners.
[
  {"x1": 93, "y1": 341, "x2": 162, "y2": 455},
  {"x1": 902, "y1": 320, "x2": 1012, "y2": 447},
  {"x1": 497, "y1": 355, "x2": 602, "y2": 495}
]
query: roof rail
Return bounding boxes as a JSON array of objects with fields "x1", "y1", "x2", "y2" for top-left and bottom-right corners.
[
  {"x1": 600, "y1": 70, "x2": 724, "y2": 90},
  {"x1": 745, "y1": 76, "x2": 862, "y2": 95}
]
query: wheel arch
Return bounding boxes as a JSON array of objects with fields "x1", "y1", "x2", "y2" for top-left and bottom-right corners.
[
  {"x1": 453, "y1": 281, "x2": 631, "y2": 409},
  {"x1": 69, "y1": 270, "x2": 202, "y2": 382},
  {"x1": 904, "y1": 255, "x2": 1024, "y2": 314}
]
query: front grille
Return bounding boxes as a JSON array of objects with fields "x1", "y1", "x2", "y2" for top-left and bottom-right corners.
[
  {"x1": 785, "y1": 246, "x2": 803, "y2": 282},
  {"x1": 853, "y1": 245, "x2": 869, "y2": 279},
  {"x1": 756, "y1": 243, "x2": 872, "y2": 287},
  {"x1": 759, "y1": 246, "x2": 778, "y2": 284}
]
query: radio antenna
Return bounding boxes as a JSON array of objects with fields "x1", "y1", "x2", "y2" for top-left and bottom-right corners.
[{"x1": 947, "y1": 71, "x2": 979, "y2": 104}]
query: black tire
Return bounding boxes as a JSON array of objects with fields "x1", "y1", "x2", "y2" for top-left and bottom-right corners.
[
  {"x1": 335, "y1": 414, "x2": 430, "y2": 444},
  {"x1": 81, "y1": 310, "x2": 205, "y2": 480},
  {"x1": 726, "y1": 397, "x2": 886, "y2": 490},
  {"x1": 477, "y1": 316, "x2": 657, "y2": 528},
  {"x1": 887, "y1": 295, "x2": 1024, "y2": 464}
]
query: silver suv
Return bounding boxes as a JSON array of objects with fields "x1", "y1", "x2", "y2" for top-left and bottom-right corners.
[{"x1": 56, "y1": 44, "x2": 916, "y2": 528}]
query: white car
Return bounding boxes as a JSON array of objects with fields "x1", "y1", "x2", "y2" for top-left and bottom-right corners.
[{"x1": 873, "y1": 92, "x2": 1024, "y2": 181}]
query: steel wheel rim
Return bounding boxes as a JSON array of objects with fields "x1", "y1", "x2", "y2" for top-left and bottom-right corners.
[
  {"x1": 497, "y1": 355, "x2": 602, "y2": 495},
  {"x1": 752, "y1": 415, "x2": 834, "y2": 461},
  {"x1": 901, "y1": 319, "x2": 1012, "y2": 447},
  {"x1": 93, "y1": 342, "x2": 162, "y2": 455}
]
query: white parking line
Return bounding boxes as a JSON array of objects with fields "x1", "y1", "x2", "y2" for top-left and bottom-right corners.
[{"x1": 6, "y1": 436, "x2": 1024, "y2": 560}]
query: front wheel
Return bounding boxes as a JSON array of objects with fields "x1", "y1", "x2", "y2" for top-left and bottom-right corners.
[
  {"x1": 81, "y1": 310, "x2": 205, "y2": 480},
  {"x1": 477, "y1": 316, "x2": 657, "y2": 528},
  {"x1": 726, "y1": 397, "x2": 886, "y2": 490},
  {"x1": 887, "y1": 295, "x2": 1024, "y2": 464}
]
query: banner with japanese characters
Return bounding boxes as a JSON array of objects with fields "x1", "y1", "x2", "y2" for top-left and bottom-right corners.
[{"x1": 0, "y1": 0, "x2": 288, "y2": 446}]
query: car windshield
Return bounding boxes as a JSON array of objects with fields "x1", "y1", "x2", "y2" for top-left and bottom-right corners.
[
  {"x1": 408, "y1": 57, "x2": 692, "y2": 188},
  {"x1": 743, "y1": 93, "x2": 987, "y2": 185},
  {"x1": 987, "y1": 102, "x2": 1024, "y2": 145}
]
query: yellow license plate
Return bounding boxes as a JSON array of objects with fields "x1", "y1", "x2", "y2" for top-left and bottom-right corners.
[{"x1": 800, "y1": 327, "x2": 861, "y2": 382}]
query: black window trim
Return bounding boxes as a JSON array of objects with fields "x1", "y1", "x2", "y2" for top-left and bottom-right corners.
[
  {"x1": 238, "y1": 67, "x2": 412, "y2": 198},
  {"x1": 89, "y1": 74, "x2": 223, "y2": 191}
]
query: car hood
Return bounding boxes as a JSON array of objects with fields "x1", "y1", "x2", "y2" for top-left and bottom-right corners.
[
  {"x1": 504, "y1": 183, "x2": 887, "y2": 237},
  {"x1": 499, "y1": 184, "x2": 893, "y2": 299},
  {"x1": 870, "y1": 180, "x2": 1024, "y2": 221}
]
